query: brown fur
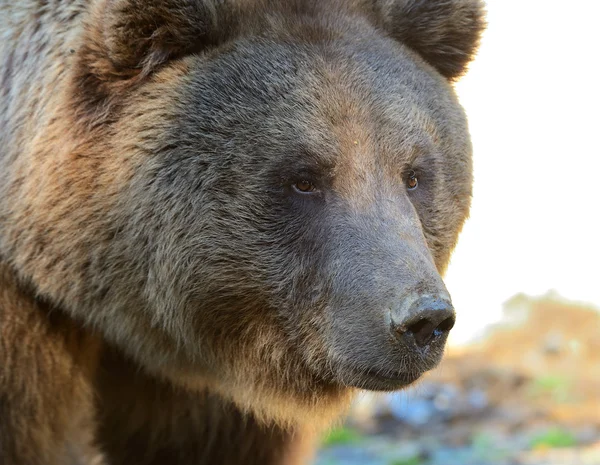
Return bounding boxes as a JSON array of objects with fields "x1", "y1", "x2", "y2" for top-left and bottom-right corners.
[
  {"x1": 0, "y1": 265, "x2": 103, "y2": 465},
  {"x1": 0, "y1": 0, "x2": 484, "y2": 464}
]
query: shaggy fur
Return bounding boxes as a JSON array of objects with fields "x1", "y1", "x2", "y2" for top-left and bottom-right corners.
[{"x1": 0, "y1": 0, "x2": 484, "y2": 464}]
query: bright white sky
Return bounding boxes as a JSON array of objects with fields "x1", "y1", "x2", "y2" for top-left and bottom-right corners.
[{"x1": 446, "y1": 0, "x2": 600, "y2": 344}]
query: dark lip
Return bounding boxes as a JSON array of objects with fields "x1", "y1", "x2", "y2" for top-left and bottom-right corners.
[{"x1": 341, "y1": 366, "x2": 424, "y2": 391}]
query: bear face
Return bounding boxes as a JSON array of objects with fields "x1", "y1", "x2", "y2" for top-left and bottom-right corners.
[{"x1": 0, "y1": 0, "x2": 484, "y2": 427}]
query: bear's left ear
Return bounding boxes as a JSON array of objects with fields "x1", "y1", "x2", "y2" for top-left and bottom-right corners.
[
  {"x1": 87, "y1": 0, "x2": 238, "y2": 79},
  {"x1": 375, "y1": 0, "x2": 486, "y2": 80}
]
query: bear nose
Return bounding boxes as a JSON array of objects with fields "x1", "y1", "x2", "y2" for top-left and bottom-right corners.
[{"x1": 391, "y1": 295, "x2": 456, "y2": 347}]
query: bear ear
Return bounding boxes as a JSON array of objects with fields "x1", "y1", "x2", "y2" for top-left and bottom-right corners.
[
  {"x1": 376, "y1": 0, "x2": 486, "y2": 80},
  {"x1": 93, "y1": 0, "x2": 238, "y2": 78}
]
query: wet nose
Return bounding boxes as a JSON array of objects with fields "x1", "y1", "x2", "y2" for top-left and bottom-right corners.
[{"x1": 391, "y1": 295, "x2": 456, "y2": 347}]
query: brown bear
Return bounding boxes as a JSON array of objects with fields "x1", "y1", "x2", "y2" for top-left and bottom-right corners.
[{"x1": 0, "y1": 0, "x2": 484, "y2": 464}]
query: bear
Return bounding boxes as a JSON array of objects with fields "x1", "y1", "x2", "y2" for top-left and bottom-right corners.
[{"x1": 0, "y1": 0, "x2": 485, "y2": 464}]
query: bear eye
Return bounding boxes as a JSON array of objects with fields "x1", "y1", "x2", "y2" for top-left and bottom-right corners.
[
  {"x1": 293, "y1": 180, "x2": 316, "y2": 193},
  {"x1": 406, "y1": 170, "x2": 418, "y2": 190}
]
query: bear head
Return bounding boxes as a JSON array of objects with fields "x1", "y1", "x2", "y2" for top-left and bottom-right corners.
[{"x1": 7, "y1": 0, "x2": 484, "y2": 426}]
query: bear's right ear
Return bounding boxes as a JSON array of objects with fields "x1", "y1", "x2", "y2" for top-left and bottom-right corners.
[
  {"x1": 374, "y1": 0, "x2": 486, "y2": 80},
  {"x1": 85, "y1": 0, "x2": 238, "y2": 79}
]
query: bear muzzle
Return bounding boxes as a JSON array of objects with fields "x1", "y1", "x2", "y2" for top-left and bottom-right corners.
[
  {"x1": 342, "y1": 292, "x2": 455, "y2": 392},
  {"x1": 325, "y1": 212, "x2": 457, "y2": 392}
]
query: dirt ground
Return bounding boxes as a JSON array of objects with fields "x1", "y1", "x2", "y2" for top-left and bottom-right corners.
[{"x1": 315, "y1": 294, "x2": 600, "y2": 465}]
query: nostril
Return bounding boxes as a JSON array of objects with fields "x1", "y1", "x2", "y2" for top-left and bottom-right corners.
[
  {"x1": 406, "y1": 318, "x2": 437, "y2": 347},
  {"x1": 437, "y1": 315, "x2": 456, "y2": 333},
  {"x1": 406, "y1": 318, "x2": 432, "y2": 338}
]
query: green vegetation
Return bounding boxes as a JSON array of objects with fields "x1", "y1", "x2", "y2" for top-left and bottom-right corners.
[
  {"x1": 471, "y1": 432, "x2": 494, "y2": 450},
  {"x1": 528, "y1": 374, "x2": 573, "y2": 403},
  {"x1": 469, "y1": 432, "x2": 511, "y2": 462},
  {"x1": 530, "y1": 427, "x2": 577, "y2": 449},
  {"x1": 321, "y1": 427, "x2": 363, "y2": 447}
]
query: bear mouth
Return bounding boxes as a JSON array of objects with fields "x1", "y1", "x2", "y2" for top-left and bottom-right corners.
[{"x1": 340, "y1": 366, "x2": 423, "y2": 391}]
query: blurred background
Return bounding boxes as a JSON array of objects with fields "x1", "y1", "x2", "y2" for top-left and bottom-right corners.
[{"x1": 315, "y1": 0, "x2": 600, "y2": 463}]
